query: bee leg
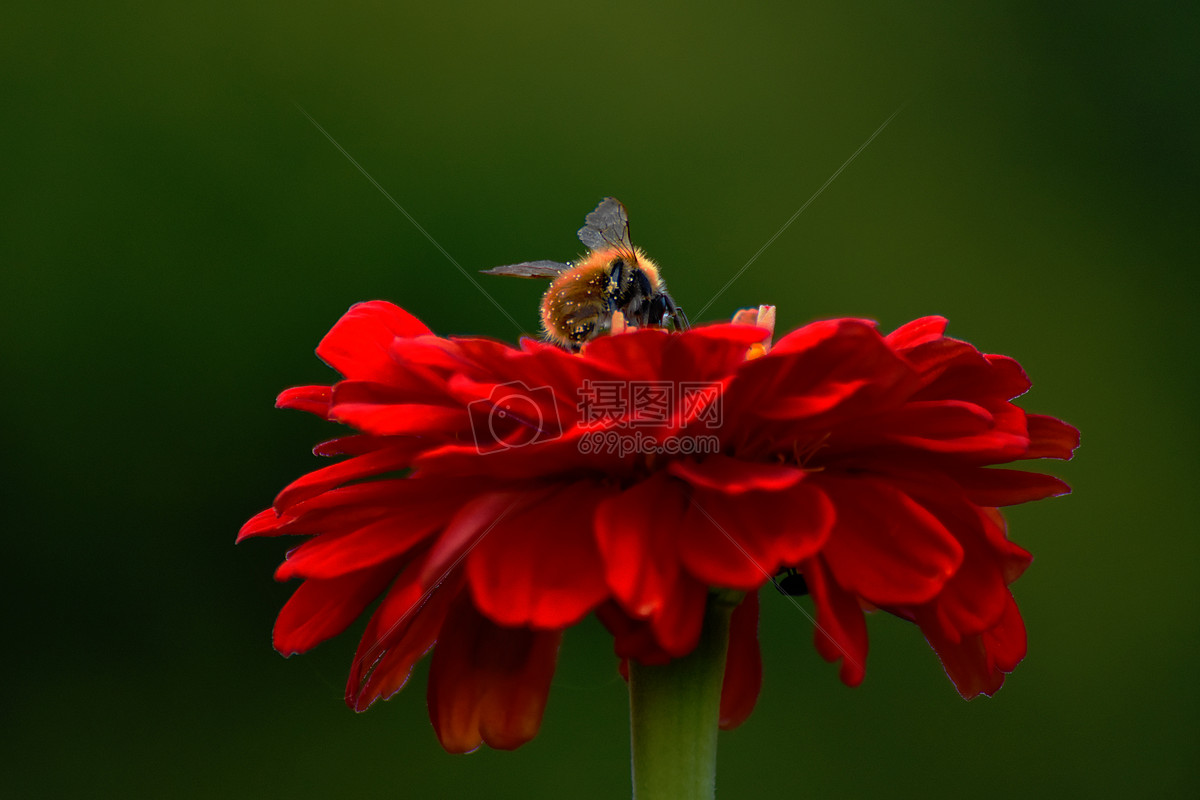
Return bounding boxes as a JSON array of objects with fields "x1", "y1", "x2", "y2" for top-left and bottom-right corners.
[{"x1": 662, "y1": 294, "x2": 689, "y2": 331}]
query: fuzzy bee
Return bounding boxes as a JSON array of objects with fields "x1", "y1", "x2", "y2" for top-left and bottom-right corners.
[{"x1": 481, "y1": 197, "x2": 688, "y2": 350}]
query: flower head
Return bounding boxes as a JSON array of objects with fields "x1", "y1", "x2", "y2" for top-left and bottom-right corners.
[{"x1": 240, "y1": 301, "x2": 1077, "y2": 751}]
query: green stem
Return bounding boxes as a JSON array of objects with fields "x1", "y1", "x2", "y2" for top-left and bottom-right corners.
[{"x1": 629, "y1": 594, "x2": 735, "y2": 800}]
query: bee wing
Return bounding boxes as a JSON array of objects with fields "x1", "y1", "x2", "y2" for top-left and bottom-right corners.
[
  {"x1": 479, "y1": 259, "x2": 570, "y2": 279},
  {"x1": 577, "y1": 197, "x2": 632, "y2": 252}
]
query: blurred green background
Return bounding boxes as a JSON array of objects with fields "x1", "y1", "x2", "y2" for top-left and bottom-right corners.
[{"x1": 3, "y1": 1, "x2": 1196, "y2": 797}]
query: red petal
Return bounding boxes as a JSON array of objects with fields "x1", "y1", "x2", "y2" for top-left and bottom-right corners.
[
  {"x1": 908, "y1": 494, "x2": 1010, "y2": 642},
  {"x1": 914, "y1": 349, "x2": 1031, "y2": 403},
  {"x1": 238, "y1": 507, "x2": 282, "y2": 542},
  {"x1": 886, "y1": 316, "x2": 948, "y2": 349},
  {"x1": 802, "y1": 557, "x2": 868, "y2": 686},
  {"x1": 414, "y1": 428, "x2": 608, "y2": 480},
  {"x1": 736, "y1": 319, "x2": 915, "y2": 427},
  {"x1": 668, "y1": 455, "x2": 806, "y2": 493},
  {"x1": 719, "y1": 591, "x2": 762, "y2": 730},
  {"x1": 273, "y1": 487, "x2": 462, "y2": 581},
  {"x1": 414, "y1": 489, "x2": 543, "y2": 591},
  {"x1": 594, "y1": 602, "x2": 673, "y2": 665},
  {"x1": 845, "y1": 399, "x2": 994, "y2": 442},
  {"x1": 272, "y1": 566, "x2": 395, "y2": 656},
  {"x1": 897, "y1": 338, "x2": 982, "y2": 388},
  {"x1": 582, "y1": 324, "x2": 766, "y2": 383},
  {"x1": 951, "y1": 467, "x2": 1070, "y2": 506},
  {"x1": 332, "y1": 376, "x2": 454, "y2": 408},
  {"x1": 769, "y1": 317, "x2": 878, "y2": 355},
  {"x1": 679, "y1": 480, "x2": 834, "y2": 589},
  {"x1": 594, "y1": 473, "x2": 688, "y2": 618},
  {"x1": 982, "y1": 355, "x2": 1032, "y2": 400},
  {"x1": 276, "y1": 385, "x2": 332, "y2": 417},
  {"x1": 819, "y1": 476, "x2": 963, "y2": 606},
  {"x1": 467, "y1": 482, "x2": 612, "y2": 628},
  {"x1": 594, "y1": 475, "x2": 711, "y2": 657},
  {"x1": 427, "y1": 597, "x2": 562, "y2": 752},
  {"x1": 921, "y1": 591, "x2": 1026, "y2": 699},
  {"x1": 272, "y1": 443, "x2": 421, "y2": 513},
  {"x1": 986, "y1": 594, "x2": 1029, "y2": 673},
  {"x1": 244, "y1": 480, "x2": 419, "y2": 541},
  {"x1": 316, "y1": 301, "x2": 431, "y2": 380},
  {"x1": 841, "y1": 398, "x2": 1034, "y2": 463},
  {"x1": 978, "y1": 508, "x2": 1033, "y2": 584},
  {"x1": 330, "y1": 401, "x2": 465, "y2": 437},
  {"x1": 1024, "y1": 414, "x2": 1080, "y2": 459},
  {"x1": 346, "y1": 570, "x2": 464, "y2": 711},
  {"x1": 650, "y1": 572, "x2": 709, "y2": 657},
  {"x1": 311, "y1": 433, "x2": 394, "y2": 457},
  {"x1": 390, "y1": 334, "x2": 472, "y2": 369}
]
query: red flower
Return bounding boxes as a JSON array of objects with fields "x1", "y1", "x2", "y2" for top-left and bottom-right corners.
[{"x1": 240, "y1": 302, "x2": 1077, "y2": 751}]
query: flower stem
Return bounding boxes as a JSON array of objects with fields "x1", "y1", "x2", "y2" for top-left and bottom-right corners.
[{"x1": 628, "y1": 594, "x2": 735, "y2": 800}]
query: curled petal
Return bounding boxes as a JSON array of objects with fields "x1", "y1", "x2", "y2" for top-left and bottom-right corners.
[
  {"x1": 427, "y1": 597, "x2": 563, "y2": 752},
  {"x1": 802, "y1": 557, "x2": 868, "y2": 686},
  {"x1": 919, "y1": 591, "x2": 1027, "y2": 699},
  {"x1": 276, "y1": 385, "x2": 331, "y2": 417},
  {"x1": 347, "y1": 570, "x2": 464, "y2": 712},
  {"x1": 238, "y1": 507, "x2": 284, "y2": 542},
  {"x1": 1024, "y1": 414, "x2": 1081, "y2": 460}
]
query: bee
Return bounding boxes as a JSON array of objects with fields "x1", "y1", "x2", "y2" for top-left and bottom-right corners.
[{"x1": 481, "y1": 197, "x2": 689, "y2": 350}]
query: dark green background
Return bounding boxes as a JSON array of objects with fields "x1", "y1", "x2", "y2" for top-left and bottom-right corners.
[{"x1": 4, "y1": 1, "x2": 1196, "y2": 797}]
